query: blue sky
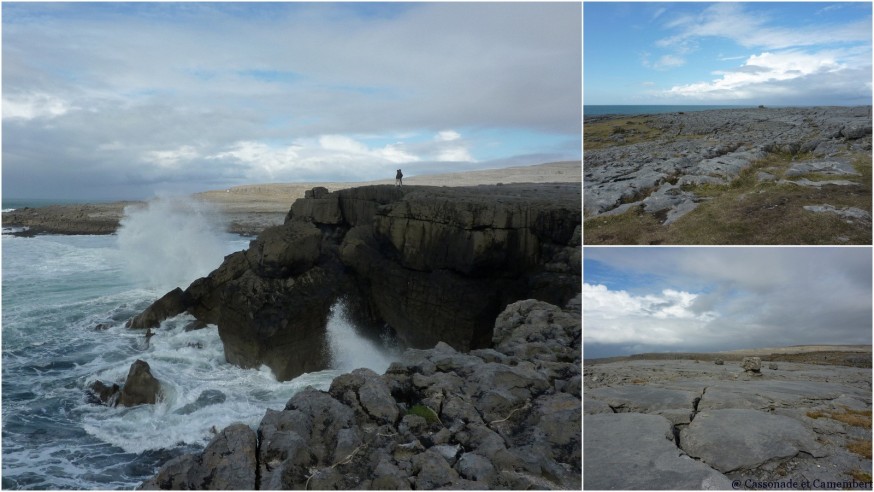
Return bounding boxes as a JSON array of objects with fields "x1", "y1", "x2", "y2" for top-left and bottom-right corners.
[
  {"x1": 2, "y1": 2, "x2": 581, "y2": 200},
  {"x1": 585, "y1": 2, "x2": 872, "y2": 105},
  {"x1": 584, "y1": 248, "x2": 872, "y2": 359}
]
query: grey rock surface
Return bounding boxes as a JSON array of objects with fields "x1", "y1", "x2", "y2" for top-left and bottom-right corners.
[
  {"x1": 584, "y1": 413, "x2": 732, "y2": 490},
  {"x1": 803, "y1": 205, "x2": 872, "y2": 225},
  {"x1": 142, "y1": 299, "x2": 581, "y2": 490},
  {"x1": 681, "y1": 409, "x2": 826, "y2": 473},
  {"x1": 585, "y1": 106, "x2": 872, "y2": 224},
  {"x1": 585, "y1": 356, "x2": 872, "y2": 489}
]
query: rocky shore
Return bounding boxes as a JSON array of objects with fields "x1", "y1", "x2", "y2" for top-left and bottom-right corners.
[
  {"x1": 584, "y1": 106, "x2": 872, "y2": 244},
  {"x1": 141, "y1": 298, "x2": 581, "y2": 490},
  {"x1": 119, "y1": 179, "x2": 581, "y2": 488},
  {"x1": 584, "y1": 349, "x2": 872, "y2": 489}
]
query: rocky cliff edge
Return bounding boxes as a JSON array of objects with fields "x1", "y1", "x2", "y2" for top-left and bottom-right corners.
[{"x1": 130, "y1": 183, "x2": 581, "y2": 381}]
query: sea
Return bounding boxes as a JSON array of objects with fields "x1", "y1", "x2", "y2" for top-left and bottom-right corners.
[
  {"x1": 1, "y1": 197, "x2": 400, "y2": 489},
  {"x1": 584, "y1": 104, "x2": 756, "y2": 116}
]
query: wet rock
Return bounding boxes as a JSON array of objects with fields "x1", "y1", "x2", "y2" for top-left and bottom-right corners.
[
  {"x1": 142, "y1": 423, "x2": 256, "y2": 489},
  {"x1": 176, "y1": 389, "x2": 227, "y2": 415},
  {"x1": 127, "y1": 288, "x2": 188, "y2": 329},
  {"x1": 142, "y1": 299, "x2": 582, "y2": 490},
  {"x1": 118, "y1": 360, "x2": 162, "y2": 407},
  {"x1": 86, "y1": 380, "x2": 120, "y2": 406}
]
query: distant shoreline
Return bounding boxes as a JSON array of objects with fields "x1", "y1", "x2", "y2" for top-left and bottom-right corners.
[
  {"x1": 585, "y1": 344, "x2": 872, "y2": 368},
  {"x1": 2, "y1": 160, "x2": 581, "y2": 237}
]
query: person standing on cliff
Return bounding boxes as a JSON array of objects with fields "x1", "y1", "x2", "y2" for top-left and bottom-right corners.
[{"x1": 395, "y1": 169, "x2": 403, "y2": 187}]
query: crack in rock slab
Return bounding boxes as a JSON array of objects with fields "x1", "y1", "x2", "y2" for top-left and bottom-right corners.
[
  {"x1": 586, "y1": 385, "x2": 700, "y2": 413},
  {"x1": 696, "y1": 380, "x2": 867, "y2": 412},
  {"x1": 680, "y1": 409, "x2": 828, "y2": 473},
  {"x1": 584, "y1": 413, "x2": 732, "y2": 490}
]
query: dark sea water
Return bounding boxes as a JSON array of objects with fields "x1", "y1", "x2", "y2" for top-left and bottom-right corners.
[
  {"x1": 584, "y1": 105, "x2": 756, "y2": 116},
  {"x1": 2, "y1": 198, "x2": 90, "y2": 212},
  {"x1": 1, "y1": 197, "x2": 399, "y2": 489}
]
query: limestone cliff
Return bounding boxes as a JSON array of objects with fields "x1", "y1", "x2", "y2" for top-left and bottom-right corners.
[{"x1": 132, "y1": 183, "x2": 581, "y2": 381}]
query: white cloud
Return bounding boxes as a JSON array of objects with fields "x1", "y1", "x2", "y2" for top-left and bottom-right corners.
[
  {"x1": 584, "y1": 283, "x2": 718, "y2": 346},
  {"x1": 436, "y1": 147, "x2": 475, "y2": 162},
  {"x1": 665, "y1": 48, "x2": 867, "y2": 101},
  {"x1": 436, "y1": 130, "x2": 461, "y2": 142},
  {"x1": 3, "y1": 92, "x2": 73, "y2": 120}
]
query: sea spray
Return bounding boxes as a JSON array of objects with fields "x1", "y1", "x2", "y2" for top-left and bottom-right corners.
[
  {"x1": 326, "y1": 300, "x2": 400, "y2": 374},
  {"x1": 116, "y1": 197, "x2": 228, "y2": 292}
]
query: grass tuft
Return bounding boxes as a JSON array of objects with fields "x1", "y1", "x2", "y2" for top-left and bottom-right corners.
[{"x1": 847, "y1": 439, "x2": 872, "y2": 459}]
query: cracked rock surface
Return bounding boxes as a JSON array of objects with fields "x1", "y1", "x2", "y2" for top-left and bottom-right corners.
[
  {"x1": 584, "y1": 356, "x2": 872, "y2": 489},
  {"x1": 584, "y1": 106, "x2": 872, "y2": 223}
]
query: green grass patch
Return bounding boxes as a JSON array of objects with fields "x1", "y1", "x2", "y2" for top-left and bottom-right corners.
[
  {"x1": 584, "y1": 117, "x2": 665, "y2": 150},
  {"x1": 407, "y1": 404, "x2": 440, "y2": 424}
]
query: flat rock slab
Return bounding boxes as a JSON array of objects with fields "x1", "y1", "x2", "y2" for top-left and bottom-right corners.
[
  {"x1": 586, "y1": 385, "x2": 700, "y2": 413},
  {"x1": 585, "y1": 413, "x2": 732, "y2": 490},
  {"x1": 680, "y1": 409, "x2": 827, "y2": 473},
  {"x1": 785, "y1": 160, "x2": 859, "y2": 177},
  {"x1": 803, "y1": 205, "x2": 871, "y2": 225},
  {"x1": 584, "y1": 397, "x2": 614, "y2": 415},
  {"x1": 697, "y1": 380, "x2": 867, "y2": 411}
]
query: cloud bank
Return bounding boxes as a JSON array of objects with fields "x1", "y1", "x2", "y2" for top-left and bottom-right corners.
[
  {"x1": 2, "y1": 3, "x2": 581, "y2": 199},
  {"x1": 584, "y1": 248, "x2": 872, "y2": 358}
]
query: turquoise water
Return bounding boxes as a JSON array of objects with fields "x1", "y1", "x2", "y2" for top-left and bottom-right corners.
[
  {"x1": 1, "y1": 198, "x2": 398, "y2": 489},
  {"x1": 584, "y1": 105, "x2": 756, "y2": 116}
]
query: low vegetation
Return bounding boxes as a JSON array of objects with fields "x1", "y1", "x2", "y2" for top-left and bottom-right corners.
[
  {"x1": 584, "y1": 117, "x2": 665, "y2": 150},
  {"x1": 847, "y1": 439, "x2": 872, "y2": 460},
  {"x1": 806, "y1": 407, "x2": 872, "y2": 428},
  {"x1": 585, "y1": 151, "x2": 872, "y2": 245},
  {"x1": 407, "y1": 404, "x2": 440, "y2": 424}
]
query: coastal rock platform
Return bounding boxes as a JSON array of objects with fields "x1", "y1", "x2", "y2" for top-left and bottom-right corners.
[
  {"x1": 584, "y1": 352, "x2": 872, "y2": 489},
  {"x1": 584, "y1": 106, "x2": 872, "y2": 244}
]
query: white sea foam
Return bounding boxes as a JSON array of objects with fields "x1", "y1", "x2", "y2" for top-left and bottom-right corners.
[
  {"x1": 326, "y1": 301, "x2": 400, "y2": 374},
  {"x1": 116, "y1": 197, "x2": 229, "y2": 292}
]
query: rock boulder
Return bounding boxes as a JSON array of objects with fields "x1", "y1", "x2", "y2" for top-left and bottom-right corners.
[{"x1": 119, "y1": 359, "x2": 162, "y2": 407}]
